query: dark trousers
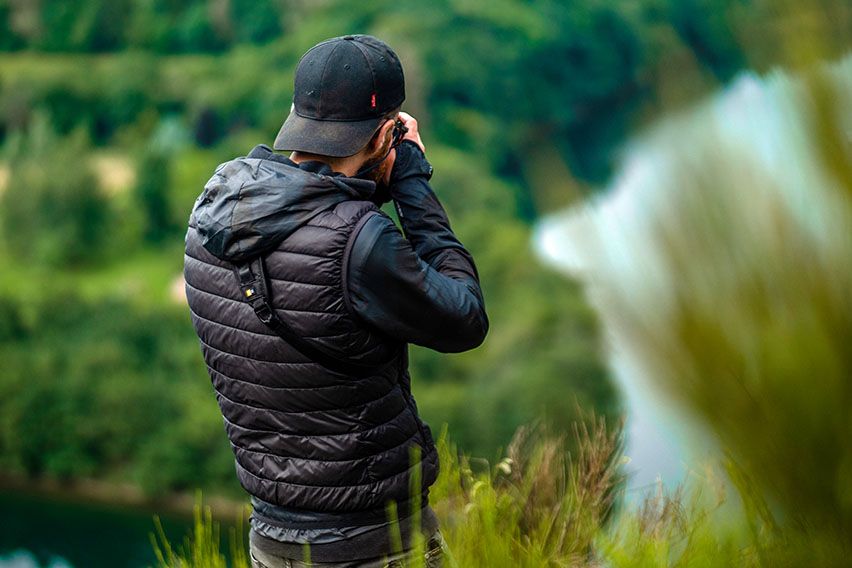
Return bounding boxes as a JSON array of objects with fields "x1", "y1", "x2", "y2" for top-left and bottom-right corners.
[{"x1": 249, "y1": 529, "x2": 447, "y2": 568}]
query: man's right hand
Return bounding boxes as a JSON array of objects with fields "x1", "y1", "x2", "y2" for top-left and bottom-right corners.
[
  {"x1": 387, "y1": 111, "x2": 433, "y2": 188},
  {"x1": 398, "y1": 111, "x2": 425, "y2": 154}
]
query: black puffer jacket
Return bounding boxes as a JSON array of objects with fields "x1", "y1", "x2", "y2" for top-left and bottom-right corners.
[{"x1": 183, "y1": 142, "x2": 487, "y2": 514}]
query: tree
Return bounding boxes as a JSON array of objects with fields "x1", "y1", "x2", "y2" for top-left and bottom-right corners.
[
  {"x1": 134, "y1": 147, "x2": 176, "y2": 243},
  {"x1": 1, "y1": 112, "x2": 111, "y2": 267}
]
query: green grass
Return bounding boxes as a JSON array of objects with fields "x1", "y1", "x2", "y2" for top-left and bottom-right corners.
[
  {"x1": 151, "y1": 490, "x2": 251, "y2": 568},
  {"x1": 151, "y1": 419, "x2": 852, "y2": 567},
  {"x1": 153, "y1": 414, "x2": 852, "y2": 568}
]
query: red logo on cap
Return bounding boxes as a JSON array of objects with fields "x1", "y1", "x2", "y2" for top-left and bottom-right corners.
[{"x1": 370, "y1": 93, "x2": 377, "y2": 108}]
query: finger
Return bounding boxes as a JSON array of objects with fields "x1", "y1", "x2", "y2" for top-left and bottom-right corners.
[{"x1": 398, "y1": 111, "x2": 417, "y2": 127}]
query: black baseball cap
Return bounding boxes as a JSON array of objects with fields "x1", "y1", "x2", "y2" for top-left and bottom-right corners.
[{"x1": 273, "y1": 35, "x2": 405, "y2": 157}]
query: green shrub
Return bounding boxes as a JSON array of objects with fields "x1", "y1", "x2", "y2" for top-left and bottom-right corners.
[
  {"x1": 0, "y1": 285, "x2": 238, "y2": 495},
  {"x1": 1, "y1": 112, "x2": 111, "y2": 267},
  {"x1": 134, "y1": 148, "x2": 176, "y2": 243}
]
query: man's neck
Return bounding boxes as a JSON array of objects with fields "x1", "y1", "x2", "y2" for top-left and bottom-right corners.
[{"x1": 289, "y1": 151, "x2": 363, "y2": 177}]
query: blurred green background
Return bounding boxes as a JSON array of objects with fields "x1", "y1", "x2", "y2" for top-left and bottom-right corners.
[{"x1": 0, "y1": 1, "x2": 849, "y2": 567}]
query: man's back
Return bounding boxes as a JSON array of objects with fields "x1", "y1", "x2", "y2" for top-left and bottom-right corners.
[{"x1": 184, "y1": 145, "x2": 441, "y2": 514}]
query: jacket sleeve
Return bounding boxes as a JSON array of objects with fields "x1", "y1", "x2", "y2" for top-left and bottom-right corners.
[{"x1": 345, "y1": 141, "x2": 489, "y2": 353}]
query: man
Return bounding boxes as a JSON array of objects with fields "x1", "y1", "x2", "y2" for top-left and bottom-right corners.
[{"x1": 183, "y1": 34, "x2": 488, "y2": 567}]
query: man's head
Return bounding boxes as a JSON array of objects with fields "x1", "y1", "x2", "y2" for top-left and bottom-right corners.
[{"x1": 273, "y1": 35, "x2": 405, "y2": 174}]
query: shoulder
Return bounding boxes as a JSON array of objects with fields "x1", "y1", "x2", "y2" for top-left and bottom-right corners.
[
  {"x1": 304, "y1": 199, "x2": 383, "y2": 233},
  {"x1": 346, "y1": 211, "x2": 416, "y2": 283},
  {"x1": 350, "y1": 209, "x2": 403, "y2": 249},
  {"x1": 332, "y1": 199, "x2": 383, "y2": 225}
]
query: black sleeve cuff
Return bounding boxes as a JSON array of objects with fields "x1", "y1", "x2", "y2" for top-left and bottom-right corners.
[{"x1": 390, "y1": 140, "x2": 433, "y2": 184}]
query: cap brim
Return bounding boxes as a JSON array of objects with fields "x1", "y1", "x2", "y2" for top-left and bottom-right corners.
[{"x1": 273, "y1": 110, "x2": 384, "y2": 157}]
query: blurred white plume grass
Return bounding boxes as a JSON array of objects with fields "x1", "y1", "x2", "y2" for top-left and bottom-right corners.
[{"x1": 535, "y1": 53, "x2": 852, "y2": 545}]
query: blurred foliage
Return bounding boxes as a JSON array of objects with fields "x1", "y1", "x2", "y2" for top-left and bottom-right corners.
[
  {"x1": 6, "y1": 0, "x2": 850, "y2": 190},
  {"x1": 0, "y1": 284, "x2": 242, "y2": 497},
  {"x1": 641, "y1": 71, "x2": 852, "y2": 536},
  {"x1": 134, "y1": 147, "x2": 177, "y2": 244},
  {"x1": 540, "y1": 48, "x2": 852, "y2": 556},
  {"x1": 0, "y1": 112, "x2": 110, "y2": 267}
]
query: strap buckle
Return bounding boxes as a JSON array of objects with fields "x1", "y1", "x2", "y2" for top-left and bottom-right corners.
[
  {"x1": 236, "y1": 263, "x2": 273, "y2": 323},
  {"x1": 252, "y1": 301, "x2": 274, "y2": 324}
]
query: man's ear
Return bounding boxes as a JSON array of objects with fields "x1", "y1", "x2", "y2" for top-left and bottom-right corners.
[{"x1": 370, "y1": 119, "x2": 395, "y2": 152}]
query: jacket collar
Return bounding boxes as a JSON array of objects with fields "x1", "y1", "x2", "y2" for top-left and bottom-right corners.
[{"x1": 247, "y1": 144, "x2": 377, "y2": 201}]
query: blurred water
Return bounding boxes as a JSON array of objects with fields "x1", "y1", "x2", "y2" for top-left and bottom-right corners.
[
  {"x1": 0, "y1": 489, "x2": 194, "y2": 568},
  {"x1": 0, "y1": 550, "x2": 72, "y2": 568}
]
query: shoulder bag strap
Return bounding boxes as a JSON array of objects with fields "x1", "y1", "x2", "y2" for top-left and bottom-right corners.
[{"x1": 233, "y1": 255, "x2": 385, "y2": 378}]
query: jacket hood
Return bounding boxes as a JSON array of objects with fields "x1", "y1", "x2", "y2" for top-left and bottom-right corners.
[{"x1": 191, "y1": 144, "x2": 377, "y2": 263}]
